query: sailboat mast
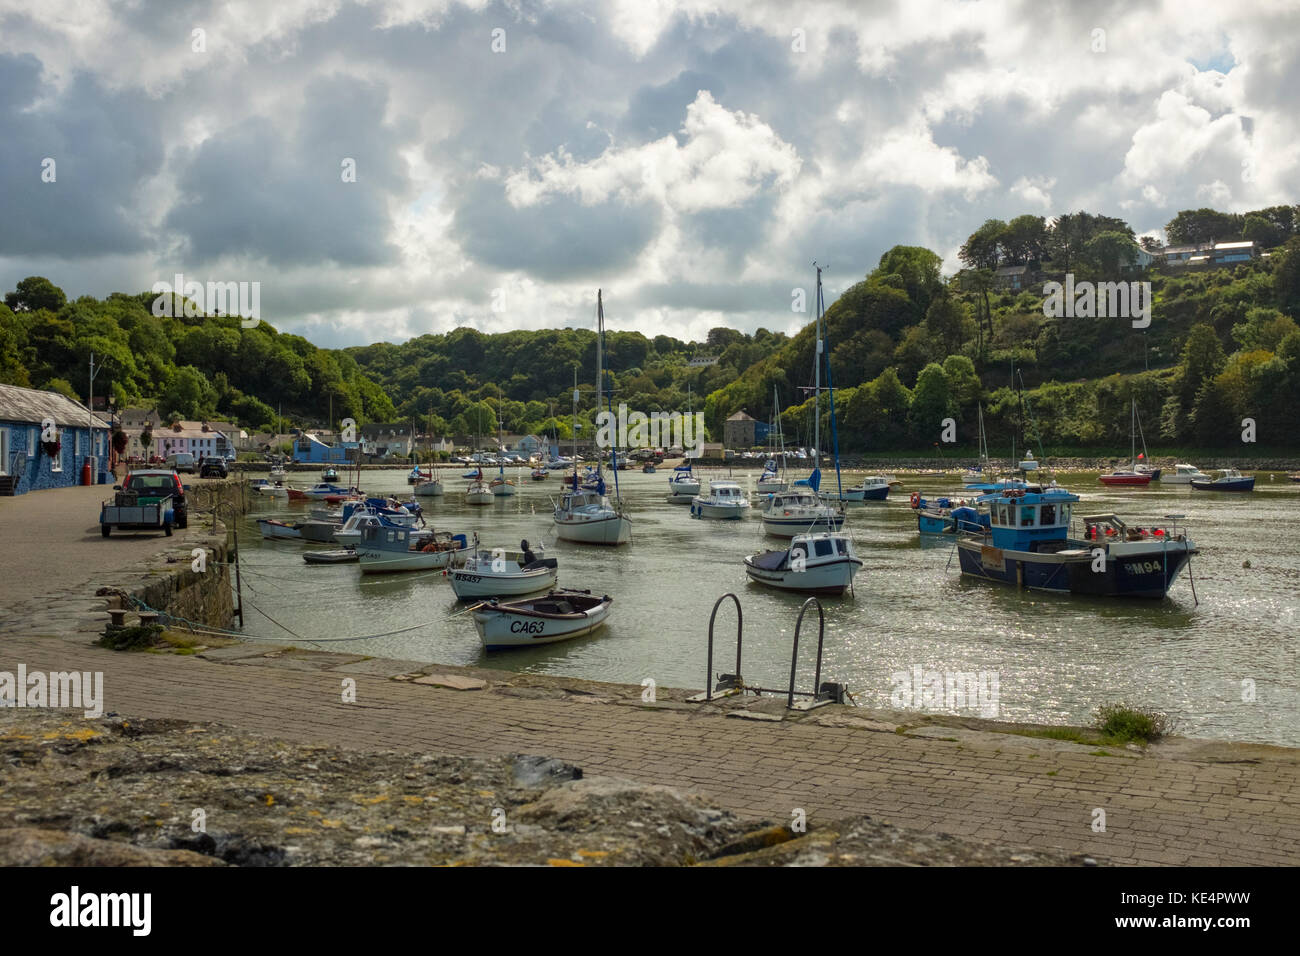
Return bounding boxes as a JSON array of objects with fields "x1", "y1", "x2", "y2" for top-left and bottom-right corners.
[{"x1": 813, "y1": 266, "x2": 822, "y2": 470}]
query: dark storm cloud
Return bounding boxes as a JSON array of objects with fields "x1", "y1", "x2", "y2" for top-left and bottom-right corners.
[
  {"x1": 163, "y1": 73, "x2": 407, "y2": 267},
  {"x1": 452, "y1": 175, "x2": 660, "y2": 280},
  {"x1": 0, "y1": 53, "x2": 161, "y2": 257}
]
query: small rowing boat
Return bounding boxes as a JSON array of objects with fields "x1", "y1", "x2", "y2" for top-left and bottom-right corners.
[{"x1": 470, "y1": 589, "x2": 612, "y2": 650}]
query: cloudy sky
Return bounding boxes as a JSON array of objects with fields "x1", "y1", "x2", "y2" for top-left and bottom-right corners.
[{"x1": 2, "y1": 0, "x2": 1297, "y2": 347}]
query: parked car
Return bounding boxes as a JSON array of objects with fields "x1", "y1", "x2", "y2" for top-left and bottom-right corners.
[
  {"x1": 199, "y1": 457, "x2": 228, "y2": 478},
  {"x1": 102, "y1": 468, "x2": 188, "y2": 535},
  {"x1": 165, "y1": 452, "x2": 197, "y2": 473}
]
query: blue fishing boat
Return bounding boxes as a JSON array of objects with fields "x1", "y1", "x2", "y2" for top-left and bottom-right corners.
[
  {"x1": 1189, "y1": 468, "x2": 1255, "y2": 492},
  {"x1": 954, "y1": 484, "x2": 1197, "y2": 599},
  {"x1": 910, "y1": 491, "x2": 990, "y2": 535}
]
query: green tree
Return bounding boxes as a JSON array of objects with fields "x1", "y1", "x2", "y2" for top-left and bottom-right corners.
[
  {"x1": 908, "y1": 363, "x2": 952, "y2": 441},
  {"x1": 1165, "y1": 207, "x2": 1243, "y2": 245},
  {"x1": 1081, "y1": 231, "x2": 1141, "y2": 273},
  {"x1": 959, "y1": 220, "x2": 1006, "y2": 271},
  {"x1": 5, "y1": 276, "x2": 67, "y2": 313},
  {"x1": 1002, "y1": 215, "x2": 1049, "y2": 264}
]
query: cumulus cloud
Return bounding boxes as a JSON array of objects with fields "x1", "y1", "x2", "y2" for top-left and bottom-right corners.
[{"x1": 0, "y1": 0, "x2": 1298, "y2": 345}]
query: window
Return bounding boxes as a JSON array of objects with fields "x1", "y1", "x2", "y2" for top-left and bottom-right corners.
[
  {"x1": 814, "y1": 539, "x2": 833, "y2": 557},
  {"x1": 1041, "y1": 503, "x2": 1056, "y2": 525},
  {"x1": 835, "y1": 539, "x2": 847, "y2": 555},
  {"x1": 1021, "y1": 506, "x2": 1036, "y2": 526},
  {"x1": 28, "y1": 426, "x2": 36, "y2": 457}
]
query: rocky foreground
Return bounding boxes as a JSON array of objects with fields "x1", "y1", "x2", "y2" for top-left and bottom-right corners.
[{"x1": 0, "y1": 711, "x2": 1103, "y2": 866}]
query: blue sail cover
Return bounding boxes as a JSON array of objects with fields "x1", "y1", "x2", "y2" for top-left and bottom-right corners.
[
  {"x1": 793, "y1": 468, "x2": 821, "y2": 492},
  {"x1": 673, "y1": 463, "x2": 693, "y2": 473}
]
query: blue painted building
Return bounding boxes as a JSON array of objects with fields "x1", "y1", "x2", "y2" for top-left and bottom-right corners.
[
  {"x1": 0, "y1": 384, "x2": 111, "y2": 495},
  {"x1": 292, "y1": 431, "x2": 360, "y2": 463}
]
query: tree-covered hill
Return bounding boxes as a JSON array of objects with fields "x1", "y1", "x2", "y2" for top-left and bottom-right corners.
[
  {"x1": 706, "y1": 206, "x2": 1300, "y2": 455},
  {"x1": 0, "y1": 278, "x2": 396, "y2": 431},
  {"x1": 4, "y1": 201, "x2": 1297, "y2": 454}
]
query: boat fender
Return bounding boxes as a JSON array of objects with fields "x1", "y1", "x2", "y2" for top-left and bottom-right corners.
[{"x1": 910, "y1": 491, "x2": 921, "y2": 508}]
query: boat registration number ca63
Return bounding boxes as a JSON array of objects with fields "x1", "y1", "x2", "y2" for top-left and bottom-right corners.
[
  {"x1": 510, "y1": 620, "x2": 545, "y2": 634},
  {"x1": 1123, "y1": 559, "x2": 1164, "y2": 575}
]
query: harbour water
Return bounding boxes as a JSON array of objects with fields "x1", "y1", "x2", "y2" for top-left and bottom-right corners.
[{"x1": 235, "y1": 468, "x2": 1300, "y2": 747}]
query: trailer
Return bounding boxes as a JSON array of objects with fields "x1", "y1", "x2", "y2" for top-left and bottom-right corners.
[{"x1": 100, "y1": 494, "x2": 176, "y2": 537}]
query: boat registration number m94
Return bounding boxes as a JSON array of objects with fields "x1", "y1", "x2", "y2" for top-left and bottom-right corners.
[
  {"x1": 510, "y1": 620, "x2": 546, "y2": 634},
  {"x1": 1123, "y1": 559, "x2": 1164, "y2": 575}
]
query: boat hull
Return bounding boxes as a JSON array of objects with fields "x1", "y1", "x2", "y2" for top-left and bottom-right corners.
[
  {"x1": 413, "y1": 481, "x2": 444, "y2": 497},
  {"x1": 257, "y1": 519, "x2": 302, "y2": 540},
  {"x1": 955, "y1": 539, "x2": 1193, "y2": 598},
  {"x1": 743, "y1": 555, "x2": 860, "y2": 595},
  {"x1": 690, "y1": 500, "x2": 749, "y2": 519},
  {"x1": 1190, "y1": 478, "x2": 1255, "y2": 492},
  {"x1": 553, "y1": 513, "x2": 632, "y2": 544},
  {"x1": 356, "y1": 545, "x2": 467, "y2": 574},
  {"x1": 449, "y1": 565, "x2": 558, "y2": 599},
  {"x1": 1099, "y1": 474, "x2": 1152, "y2": 486},
  {"x1": 761, "y1": 513, "x2": 845, "y2": 537},
  {"x1": 472, "y1": 593, "x2": 611, "y2": 650}
]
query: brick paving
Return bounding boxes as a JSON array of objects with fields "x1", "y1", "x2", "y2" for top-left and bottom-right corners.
[{"x1": 4, "y1": 633, "x2": 1298, "y2": 866}]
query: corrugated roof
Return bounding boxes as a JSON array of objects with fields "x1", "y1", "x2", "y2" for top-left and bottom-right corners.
[
  {"x1": 0, "y1": 383, "x2": 109, "y2": 429},
  {"x1": 726, "y1": 411, "x2": 757, "y2": 421}
]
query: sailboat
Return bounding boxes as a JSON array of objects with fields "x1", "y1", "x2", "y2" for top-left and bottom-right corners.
[
  {"x1": 553, "y1": 290, "x2": 632, "y2": 545},
  {"x1": 961, "y1": 406, "x2": 991, "y2": 484},
  {"x1": 1100, "y1": 398, "x2": 1154, "y2": 486},
  {"x1": 759, "y1": 265, "x2": 847, "y2": 537},
  {"x1": 1132, "y1": 402, "x2": 1160, "y2": 480},
  {"x1": 666, "y1": 383, "x2": 701, "y2": 501},
  {"x1": 490, "y1": 387, "x2": 517, "y2": 497},
  {"x1": 413, "y1": 402, "x2": 444, "y2": 496},
  {"x1": 756, "y1": 386, "x2": 787, "y2": 494}
]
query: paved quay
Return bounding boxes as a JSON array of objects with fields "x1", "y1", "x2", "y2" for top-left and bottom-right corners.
[
  {"x1": 3, "y1": 483, "x2": 1299, "y2": 867},
  {"x1": 0, "y1": 483, "x2": 227, "y2": 636},
  {"x1": 6, "y1": 632, "x2": 1300, "y2": 867}
]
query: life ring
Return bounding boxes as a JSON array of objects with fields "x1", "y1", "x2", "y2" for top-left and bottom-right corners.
[{"x1": 910, "y1": 491, "x2": 921, "y2": 508}]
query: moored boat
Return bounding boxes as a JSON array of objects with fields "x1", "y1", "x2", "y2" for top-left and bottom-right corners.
[
  {"x1": 954, "y1": 484, "x2": 1197, "y2": 598},
  {"x1": 257, "y1": 518, "x2": 304, "y2": 540},
  {"x1": 413, "y1": 476, "x2": 444, "y2": 496},
  {"x1": 447, "y1": 538, "x2": 558, "y2": 599},
  {"x1": 356, "y1": 526, "x2": 469, "y2": 574},
  {"x1": 744, "y1": 531, "x2": 862, "y2": 595},
  {"x1": 1163, "y1": 463, "x2": 1211, "y2": 485},
  {"x1": 465, "y1": 470, "x2": 494, "y2": 505},
  {"x1": 690, "y1": 480, "x2": 750, "y2": 519},
  {"x1": 667, "y1": 463, "x2": 701, "y2": 501},
  {"x1": 471, "y1": 589, "x2": 612, "y2": 650},
  {"x1": 1189, "y1": 468, "x2": 1255, "y2": 492},
  {"x1": 760, "y1": 489, "x2": 844, "y2": 537},
  {"x1": 909, "y1": 490, "x2": 990, "y2": 536},
  {"x1": 302, "y1": 548, "x2": 358, "y2": 564}
]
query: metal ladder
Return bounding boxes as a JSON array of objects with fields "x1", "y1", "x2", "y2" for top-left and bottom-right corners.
[{"x1": 687, "y1": 593, "x2": 850, "y2": 710}]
